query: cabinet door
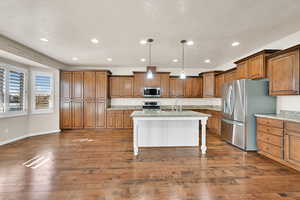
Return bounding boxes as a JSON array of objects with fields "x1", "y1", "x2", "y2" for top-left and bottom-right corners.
[
  {"x1": 184, "y1": 78, "x2": 193, "y2": 97},
  {"x1": 106, "y1": 111, "x2": 115, "y2": 128},
  {"x1": 203, "y1": 73, "x2": 215, "y2": 98},
  {"x1": 123, "y1": 110, "x2": 133, "y2": 128},
  {"x1": 248, "y1": 55, "x2": 264, "y2": 79},
  {"x1": 120, "y1": 77, "x2": 133, "y2": 97},
  {"x1": 134, "y1": 73, "x2": 144, "y2": 97},
  {"x1": 236, "y1": 61, "x2": 248, "y2": 79},
  {"x1": 160, "y1": 74, "x2": 170, "y2": 97},
  {"x1": 110, "y1": 77, "x2": 120, "y2": 98},
  {"x1": 72, "y1": 72, "x2": 84, "y2": 128},
  {"x1": 84, "y1": 101, "x2": 96, "y2": 128},
  {"x1": 269, "y1": 50, "x2": 300, "y2": 95},
  {"x1": 215, "y1": 74, "x2": 224, "y2": 98},
  {"x1": 224, "y1": 70, "x2": 236, "y2": 83},
  {"x1": 170, "y1": 78, "x2": 184, "y2": 97},
  {"x1": 96, "y1": 72, "x2": 107, "y2": 99},
  {"x1": 96, "y1": 101, "x2": 106, "y2": 128},
  {"x1": 285, "y1": 131, "x2": 300, "y2": 167},
  {"x1": 116, "y1": 111, "x2": 124, "y2": 128},
  {"x1": 84, "y1": 72, "x2": 96, "y2": 99},
  {"x1": 193, "y1": 77, "x2": 203, "y2": 97},
  {"x1": 60, "y1": 72, "x2": 73, "y2": 129}
]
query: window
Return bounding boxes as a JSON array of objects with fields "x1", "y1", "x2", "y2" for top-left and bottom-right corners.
[
  {"x1": 0, "y1": 64, "x2": 27, "y2": 118},
  {"x1": 32, "y1": 72, "x2": 53, "y2": 114}
]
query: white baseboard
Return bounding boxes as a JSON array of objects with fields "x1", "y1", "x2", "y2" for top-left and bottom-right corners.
[{"x1": 0, "y1": 129, "x2": 61, "y2": 145}]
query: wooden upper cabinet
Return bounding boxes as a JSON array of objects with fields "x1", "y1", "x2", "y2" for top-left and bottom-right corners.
[
  {"x1": 160, "y1": 73, "x2": 170, "y2": 97},
  {"x1": 248, "y1": 55, "x2": 265, "y2": 79},
  {"x1": 110, "y1": 77, "x2": 120, "y2": 98},
  {"x1": 133, "y1": 73, "x2": 144, "y2": 97},
  {"x1": 215, "y1": 74, "x2": 224, "y2": 98},
  {"x1": 169, "y1": 77, "x2": 184, "y2": 97},
  {"x1": 268, "y1": 48, "x2": 300, "y2": 96},
  {"x1": 61, "y1": 72, "x2": 72, "y2": 100},
  {"x1": 96, "y1": 72, "x2": 108, "y2": 99},
  {"x1": 184, "y1": 77, "x2": 202, "y2": 98},
  {"x1": 224, "y1": 69, "x2": 236, "y2": 83},
  {"x1": 121, "y1": 77, "x2": 133, "y2": 97},
  {"x1": 84, "y1": 72, "x2": 96, "y2": 98},
  {"x1": 144, "y1": 74, "x2": 161, "y2": 88},
  {"x1": 236, "y1": 61, "x2": 248, "y2": 79},
  {"x1": 202, "y1": 72, "x2": 215, "y2": 98}
]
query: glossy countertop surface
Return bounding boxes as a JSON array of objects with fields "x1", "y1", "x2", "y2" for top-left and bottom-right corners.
[
  {"x1": 131, "y1": 110, "x2": 211, "y2": 118},
  {"x1": 107, "y1": 105, "x2": 221, "y2": 111},
  {"x1": 255, "y1": 111, "x2": 300, "y2": 123}
]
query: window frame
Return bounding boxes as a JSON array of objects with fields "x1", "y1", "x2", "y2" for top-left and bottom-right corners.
[
  {"x1": 31, "y1": 71, "x2": 54, "y2": 114},
  {"x1": 0, "y1": 64, "x2": 28, "y2": 118}
]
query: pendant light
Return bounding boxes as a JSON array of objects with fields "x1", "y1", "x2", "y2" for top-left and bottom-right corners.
[
  {"x1": 180, "y1": 40, "x2": 187, "y2": 79},
  {"x1": 146, "y1": 38, "x2": 154, "y2": 79}
]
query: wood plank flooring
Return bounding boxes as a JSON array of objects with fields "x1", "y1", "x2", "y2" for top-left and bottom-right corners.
[{"x1": 0, "y1": 129, "x2": 300, "y2": 200}]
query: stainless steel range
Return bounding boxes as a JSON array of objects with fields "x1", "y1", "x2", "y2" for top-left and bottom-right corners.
[
  {"x1": 142, "y1": 101, "x2": 161, "y2": 112},
  {"x1": 221, "y1": 79, "x2": 276, "y2": 151}
]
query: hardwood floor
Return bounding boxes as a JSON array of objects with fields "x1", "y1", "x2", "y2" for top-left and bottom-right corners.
[{"x1": 1, "y1": 129, "x2": 300, "y2": 200}]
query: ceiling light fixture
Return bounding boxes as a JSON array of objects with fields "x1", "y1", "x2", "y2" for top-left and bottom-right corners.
[
  {"x1": 146, "y1": 38, "x2": 154, "y2": 79},
  {"x1": 140, "y1": 39, "x2": 147, "y2": 45},
  {"x1": 232, "y1": 41, "x2": 240, "y2": 47},
  {"x1": 186, "y1": 40, "x2": 194, "y2": 46},
  {"x1": 173, "y1": 59, "x2": 179, "y2": 63},
  {"x1": 180, "y1": 40, "x2": 187, "y2": 79},
  {"x1": 72, "y1": 57, "x2": 78, "y2": 61},
  {"x1": 40, "y1": 38, "x2": 48, "y2": 42},
  {"x1": 107, "y1": 58, "x2": 112, "y2": 62},
  {"x1": 140, "y1": 58, "x2": 146, "y2": 62},
  {"x1": 91, "y1": 38, "x2": 99, "y2": 44},
  {"x1": 204, "y1": 59, "x2": 211, "y2": 63}
]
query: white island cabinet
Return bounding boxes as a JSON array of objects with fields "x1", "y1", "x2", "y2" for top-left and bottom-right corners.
[{"x1": 131, "y1": 111, "x2": 210, "y2": 155}]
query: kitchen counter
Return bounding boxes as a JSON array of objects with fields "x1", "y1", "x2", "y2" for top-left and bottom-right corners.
[
  {"x1": 107, "y1": 105, "x2": 221, "y2": 111},
  {"x1": 255, "y1": 111, "x2": 300, "y2": 123},
  {"x1": 131, "y1": 110, "x2": 211, "y2": 118}
]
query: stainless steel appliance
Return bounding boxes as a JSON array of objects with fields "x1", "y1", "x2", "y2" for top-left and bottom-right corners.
[
  {"x1": 143, "y1": 87, "x2": 161, "y2": 97},
  {"x1": 142, "y1": 101, "x2": 161, "y2": 111},
  {"x1": 221, "y1": 79, "x2": 276, "y2": 151}
]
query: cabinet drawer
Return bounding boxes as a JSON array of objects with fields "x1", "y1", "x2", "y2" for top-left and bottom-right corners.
[
  {"x1": 257, "y1": 140, "x2": 283, "y2": 159},
  {"x1": 257, "y1": 131, "x2": 283, "y2": 147},
  {"x1": 257, "y1": 117, "x2": 283, "y2": 129},
  {"x1": 257, "y1": 124, "x2": 283, "y2": 136},
  {"x1": 285, "y1": 121, "x2": 300, "y2": 133}
]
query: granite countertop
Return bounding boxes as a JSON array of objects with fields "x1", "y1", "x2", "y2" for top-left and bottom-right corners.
[
  {"x1": 107, "y1": 105, "x2": 221, "y2": 111},
  {"x1": 131, "y1": 110, "x2": 211, "y2": 118},
  {"x1": 255, "y1": 111, "x2": 300, "y2": 123}
]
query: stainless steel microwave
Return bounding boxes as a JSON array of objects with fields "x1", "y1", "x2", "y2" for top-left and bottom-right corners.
[{"x1": 143, "y1": 88, "x2": 161, "y2": 97}]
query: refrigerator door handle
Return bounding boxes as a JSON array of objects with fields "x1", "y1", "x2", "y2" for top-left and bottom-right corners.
[{"x1": 221, "y1": 118, "x2": 244, "y2": 126}]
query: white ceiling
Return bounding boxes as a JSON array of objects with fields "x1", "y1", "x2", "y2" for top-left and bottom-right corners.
[{"x1": 1, "y1": 0, "x2": 300, "y2": 69}]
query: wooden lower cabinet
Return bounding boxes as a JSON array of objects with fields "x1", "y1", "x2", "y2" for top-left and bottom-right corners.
[
  {"x1": 107, "y1": 110, "x2": 135, "y2": 129},
  {"x1": 193, "y1": 109, "x2": 221, "y2": 135},
  {"x1": 256, "y1": 117, "x2": 300, "y2": 171}
]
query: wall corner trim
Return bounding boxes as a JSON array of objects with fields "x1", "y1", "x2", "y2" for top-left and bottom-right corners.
[{"x1": 0, "y1": 129, "x2": 61, "y2": 146}]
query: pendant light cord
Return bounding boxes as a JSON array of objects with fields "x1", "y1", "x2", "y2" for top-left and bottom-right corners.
[
  {"x1": 182, "y1": 42, "x2": 185, "y2": 71},
  {"x1": 149, "y1": 42, "x2": 152, "y2": 66}
]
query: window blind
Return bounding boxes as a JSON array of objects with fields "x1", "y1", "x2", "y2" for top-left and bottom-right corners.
[
  {"x1": 0, "y1": 67, "x2": 5, "y2": 113},
  {"x1": 8, "y1": 70, "x2": 25, "y2": 112},
  {"x1": 35, "y1": 75, "x2": 51, "y2": 110}
]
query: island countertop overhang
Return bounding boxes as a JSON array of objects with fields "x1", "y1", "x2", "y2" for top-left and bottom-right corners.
[{"x1": 131, "y1": 111, "x2": 211, "y2": 119}]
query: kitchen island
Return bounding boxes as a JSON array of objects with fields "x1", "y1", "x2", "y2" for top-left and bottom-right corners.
[{"x1": 131, "y1": 111, "x2": 210, "y2": 155}]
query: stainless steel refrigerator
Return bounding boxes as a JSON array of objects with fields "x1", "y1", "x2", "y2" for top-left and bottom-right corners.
[{"x1": 221, "y1": 79, "x2": 276, "y2": 151}]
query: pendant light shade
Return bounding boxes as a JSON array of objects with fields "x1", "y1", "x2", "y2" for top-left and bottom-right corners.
[
  {"x1": 146, "y1": 38, "x2": 154, "y2": 79},
  {"x1": 180, "y1": 40, "x2": 187, "y2": 79}
]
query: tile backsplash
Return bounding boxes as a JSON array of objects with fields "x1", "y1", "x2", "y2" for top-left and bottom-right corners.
[{"x1": 111, "y1": 98, "x2": 222, "y2": 106}]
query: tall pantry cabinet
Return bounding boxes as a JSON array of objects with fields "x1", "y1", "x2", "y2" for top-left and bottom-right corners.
[{"x1": 60, "y1": 71, "x2": 110, "y2": 129}]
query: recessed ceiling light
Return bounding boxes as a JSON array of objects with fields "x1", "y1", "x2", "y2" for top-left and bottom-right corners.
[
  {"x1": 204, "y1": 59, "x2": 211, "y2": 63},
  {"x1": 187, "y1": 41, "x2": 194, "y2": 46},
  {"x1": 107, "y1": 58, "x2": 112, "y2": 62},
  {"x1": 232, "y1": 41, "x2": 240, "y2": 47},
  {"x1": 173, "y1": 59, "x2": 179, "y2": 63},
  {"x1": 140, "y1": 58, "x2": 146, "y2": 62},
  {"x1": 72, "y1": 57, "x2": 78, "y2": 61},
  {"x1": 40, "y1": 38, "x2": 48, "y2": 42},
  {"x1": 91, "y1": 38, "x2": 99, "y2": 44},
  {"x1": 140, "y1": 40, "x2": 147, "y2": 45}
]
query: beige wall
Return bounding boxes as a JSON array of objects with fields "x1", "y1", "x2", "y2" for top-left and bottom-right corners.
[{"x1": 0, "y1": 58, "x2": 60, "y2": 145}]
